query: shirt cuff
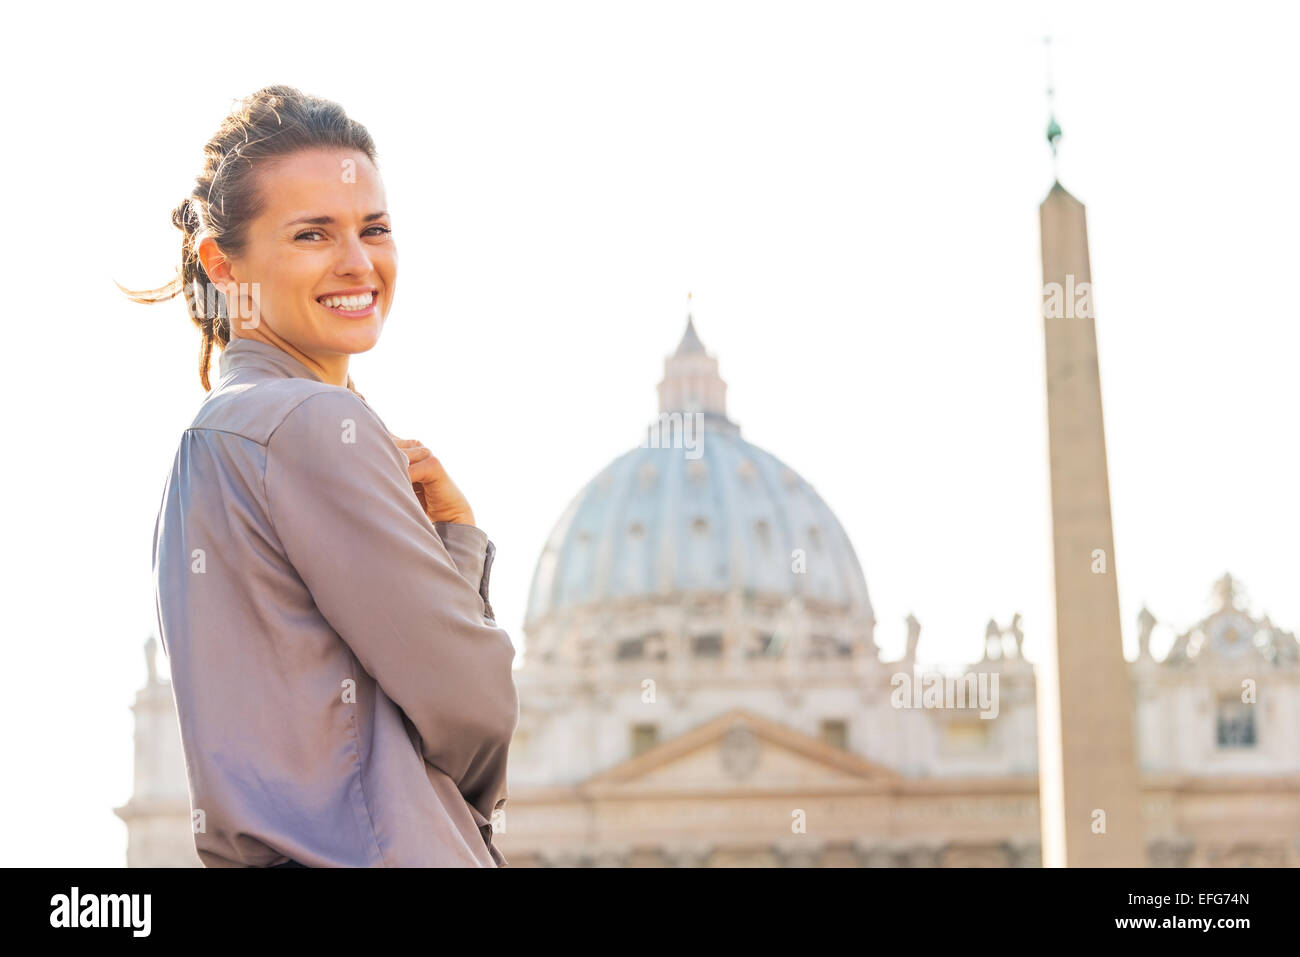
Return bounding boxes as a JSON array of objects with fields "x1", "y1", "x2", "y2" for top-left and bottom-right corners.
[{"x1": 432, "y1": 522, "x2": 496, "y2": 621}]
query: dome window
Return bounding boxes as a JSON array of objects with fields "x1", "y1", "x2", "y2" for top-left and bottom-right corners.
[
  {"x1": 755, "y1": 519, "x2": 771, "y2": 550},
  {"x1": 691, "y1": 517, "x2": 709, "y2": 536},
  {"x1": 687, "y1": 460, "x2": 708, "y2": 482},
  {"x1": 628, "y1": 522, "x2": 646, "y2": 539}
]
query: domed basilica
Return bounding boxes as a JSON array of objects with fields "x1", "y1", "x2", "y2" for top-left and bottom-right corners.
[
  {"x1": 489, "y1": 319, "x2": 1300, "y2": 868},
  {"x1": 524, "y1": 316, "x2": 874, "y2": 676}
]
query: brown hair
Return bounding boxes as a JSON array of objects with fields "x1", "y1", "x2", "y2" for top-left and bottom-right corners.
[{"x1": 118, "y1": 85, "x2": 378, "y2": 392}]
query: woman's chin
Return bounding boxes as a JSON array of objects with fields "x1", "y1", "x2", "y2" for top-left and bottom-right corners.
[{"x1": 327, "y1": 322, "x2": 383, "y2": 355}]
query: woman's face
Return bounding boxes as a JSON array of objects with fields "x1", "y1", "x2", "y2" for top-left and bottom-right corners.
[{"x1": 203, "y1": 147, "x2": 397, "y2": 382}]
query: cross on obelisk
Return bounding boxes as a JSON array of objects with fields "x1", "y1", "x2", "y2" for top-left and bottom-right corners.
[{"x1": 1035, "y1": 57, "x2": 1145, "y2": 866}]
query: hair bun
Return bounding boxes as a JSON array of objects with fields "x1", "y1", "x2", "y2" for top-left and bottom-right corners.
[{"x1": 172, "y1": 197, "x2": 199, "y2": 233}]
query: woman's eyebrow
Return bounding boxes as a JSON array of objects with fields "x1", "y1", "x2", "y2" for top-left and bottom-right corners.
[{"x1": 286, "y1": 211, "x2": 389, "y2": 227}]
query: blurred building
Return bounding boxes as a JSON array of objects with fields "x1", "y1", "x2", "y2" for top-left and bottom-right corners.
[
  {"x1": 114, "y1": 637, "x2": 201, "y2": 867},
  {"x1": 492, "y1": 320, "x2": 1300, "y2": 867},
  {"x1": 118, "y1": 321, "x2": 1300, "y2": 868}
]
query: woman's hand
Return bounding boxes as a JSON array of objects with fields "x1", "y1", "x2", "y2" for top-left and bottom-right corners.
[{"x1": 390, "y1": 435, "x2": 476, "y2": 526}]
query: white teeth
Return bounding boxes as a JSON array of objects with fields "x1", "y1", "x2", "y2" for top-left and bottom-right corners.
[{"x1": 319, "y1": 292, "x2": 375, "y2": 309}]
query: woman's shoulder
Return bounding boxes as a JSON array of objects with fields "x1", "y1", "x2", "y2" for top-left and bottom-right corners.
[{"x1": 191, "y1": 376, "x2": 375, "y2": 449}]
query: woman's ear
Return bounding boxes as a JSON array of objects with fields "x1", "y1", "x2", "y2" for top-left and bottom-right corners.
[{"x1": 196, "y1": 234, "x2": 238, "y2": 300}]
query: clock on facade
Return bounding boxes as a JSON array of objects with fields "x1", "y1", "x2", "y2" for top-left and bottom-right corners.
[{"x1": 1208, "y1": 613, "x2": 1255, "y2": 659}]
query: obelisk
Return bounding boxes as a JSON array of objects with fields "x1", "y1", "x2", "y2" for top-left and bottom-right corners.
[{"x1": 1036, "y1": 175, "x2": 1145, "y2": 867}]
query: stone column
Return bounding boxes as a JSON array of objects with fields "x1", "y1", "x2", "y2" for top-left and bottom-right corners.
[
  {"x1": 543, "y1": 849, "x2": 590, "y2": 868},
  {"x1": 663, "y1": 845, "x2": 713, "y2": 867},
  {"x1": 1007, "y1": 840, "x2": 1043, "y2": 868},
  {"x1": 773, "y1": 842, "x2": 824, "y2": 868},
  {"x1": 855, "y1": 841, "x2": 900, "y2": 867},
  {"x1": 1148, "y1": 839, "x2": 1194, "y2": 868},
  {"x1": 591, "y1": 847, "x2": 631, "y2": 868},
  {"x1": 898, "y1": 843, "x2": 943, "y2": 868}
]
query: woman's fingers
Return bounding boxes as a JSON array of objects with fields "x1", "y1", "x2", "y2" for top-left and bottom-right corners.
[
  {"x1": 407, "y1": 457, "x2": 447, "y2": 484},
  {"x1": 392, "y1": 435, "x2": 434, "y2": 465},
  {"x1": 390, "y1": 437, "x2": 465, "y2": 522},
  {"x1": 396, "y1": 438, "x2": 445, "y2": 480}
]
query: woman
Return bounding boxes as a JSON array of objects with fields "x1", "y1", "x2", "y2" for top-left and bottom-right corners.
[{"x1": 122, "y1": 86, "x2": 518, "y2": 867}]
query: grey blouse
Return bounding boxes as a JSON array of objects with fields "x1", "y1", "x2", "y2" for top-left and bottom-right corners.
[{"x1": 151, "y1": 336, "x2": 518, "y2": 867}]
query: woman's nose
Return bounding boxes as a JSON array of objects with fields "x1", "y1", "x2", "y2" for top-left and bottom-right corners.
[{"x1": 334, "y1": 232, "x2": 374, "y2": 275}]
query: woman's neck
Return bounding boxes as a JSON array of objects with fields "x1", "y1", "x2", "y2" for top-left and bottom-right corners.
[{"x1": 230, "y1": 329, "x2": 348, "y2": 387}]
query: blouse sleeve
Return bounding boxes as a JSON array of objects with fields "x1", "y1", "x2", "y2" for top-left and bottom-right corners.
[
  {"x1": 432, "y1": 522, "x2": 497, "y2": 623},
  {"x1": 263, "y1": 389, "x2": 518, "y2": 821}
]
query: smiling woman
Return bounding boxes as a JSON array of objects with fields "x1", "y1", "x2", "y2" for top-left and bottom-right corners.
[
  {"x1": 117, "y1": 86, "x2": 396, "y2": 392},
  {"x1": 120, "y1": 86, "x2": 518, "y2": 868}
]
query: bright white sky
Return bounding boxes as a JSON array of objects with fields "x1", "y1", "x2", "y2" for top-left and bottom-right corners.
[{"x1": 2, "y1": 1, "x2": 1295, "y2": 866}]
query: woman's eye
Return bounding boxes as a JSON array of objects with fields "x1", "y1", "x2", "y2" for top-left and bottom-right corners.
[{"x1": 295, "y1": 226, "x2": 390, "y2": 241}]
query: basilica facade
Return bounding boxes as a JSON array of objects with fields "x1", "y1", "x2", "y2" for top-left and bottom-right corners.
[{"x1": 116, "y1": 321, "x2": 1300, "y2": 867}]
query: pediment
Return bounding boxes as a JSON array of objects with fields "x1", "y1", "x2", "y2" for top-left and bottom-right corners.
[{"x1": 581, "y1": 708, "x2": 901, "y2": 797}]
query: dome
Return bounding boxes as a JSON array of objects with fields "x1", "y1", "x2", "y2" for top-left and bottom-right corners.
[{"x1": 524, "y1": 317, "x2": 874, "y2": 630}]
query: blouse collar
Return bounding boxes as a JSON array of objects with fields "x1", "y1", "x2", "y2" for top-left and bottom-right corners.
[
  {"x1": 218, "y1": 337, "x2": 324, "y2": 383},
  {"x1": 215, "y1": 337, "x2": 366, "y2": 399}
]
